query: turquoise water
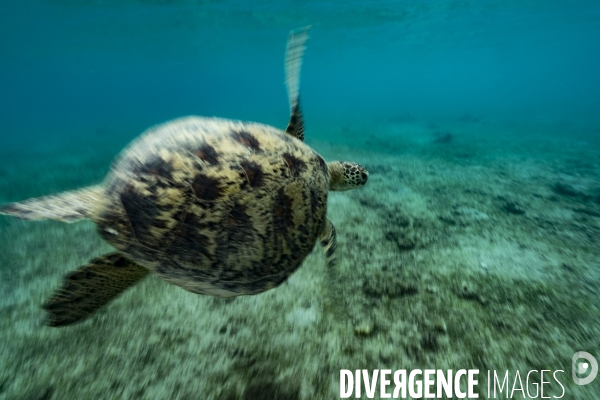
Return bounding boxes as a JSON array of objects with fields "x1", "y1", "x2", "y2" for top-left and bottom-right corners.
[
  {"x1": 1, "y1": 1, "x2": 600, "y2": 399},
  {"x1": 2, "y1": 1, "x2": 599, "y2": 136}
]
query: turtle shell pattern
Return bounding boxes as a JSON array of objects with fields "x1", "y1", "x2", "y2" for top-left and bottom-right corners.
[{"x1": 94, "y1": 116, "x2": 329, "y2": 297}]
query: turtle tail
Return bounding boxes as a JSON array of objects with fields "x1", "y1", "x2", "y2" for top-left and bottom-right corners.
[{"x1": 0, "y1": 185, "x2": 103, "y2": 223}]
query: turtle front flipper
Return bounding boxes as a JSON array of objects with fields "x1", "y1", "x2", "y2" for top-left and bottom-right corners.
[
  {"x1": 320, "y1": 218, "x2": 337, "y2": 268},
  {"x1": 0, "y1": 185, "x2": 103, "y2": 222},
  {"x1": 284, "y1": 26, "x2": 310, "y2": 141},
  {"x1": 43, "y1": 253, "x2": 149, "y2": 327}
]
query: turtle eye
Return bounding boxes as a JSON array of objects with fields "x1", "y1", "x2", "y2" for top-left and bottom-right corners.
[{"x1": 360, "y1": 171, "x2": 368, "y2": 184}]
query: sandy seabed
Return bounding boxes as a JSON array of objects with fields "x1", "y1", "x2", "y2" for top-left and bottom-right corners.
[{"x1": 0, "y1": 118, "x2": 599, "y2": 399}]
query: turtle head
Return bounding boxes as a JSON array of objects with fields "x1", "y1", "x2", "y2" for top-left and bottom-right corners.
[{"x1": 327, "y1": 161, "x2": 369, "y2": 191}]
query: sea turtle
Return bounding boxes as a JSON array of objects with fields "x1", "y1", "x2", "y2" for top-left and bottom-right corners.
[{"x1": 0, "y1": 27, "x2": 368, "y2": 327}]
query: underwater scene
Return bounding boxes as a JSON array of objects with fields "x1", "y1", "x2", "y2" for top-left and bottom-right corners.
[{"x1": 1, "y1": 0, "x2": 600, "y2": 399}]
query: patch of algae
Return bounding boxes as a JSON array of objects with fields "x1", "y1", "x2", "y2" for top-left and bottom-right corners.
[{"x1": 316, "y1": 120, "x2": 600, "y2": 399}]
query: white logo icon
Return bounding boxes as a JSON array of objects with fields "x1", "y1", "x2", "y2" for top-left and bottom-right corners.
[{"x1": 572, "y1": 352, "x2": 598, "y2": 385}]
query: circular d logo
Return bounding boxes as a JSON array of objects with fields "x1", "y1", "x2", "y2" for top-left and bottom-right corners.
[{"x1": 572, "y1": 351, "x2": 598, "y2": 385}]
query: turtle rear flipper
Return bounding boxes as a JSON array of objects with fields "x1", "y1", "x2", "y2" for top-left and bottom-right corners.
[
  {"x1": 43, "y1": 253, "x2": 149, "y2": 327},
  {"x1": 0, "y1": 185, "x2": 103, "y2": 222}
]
